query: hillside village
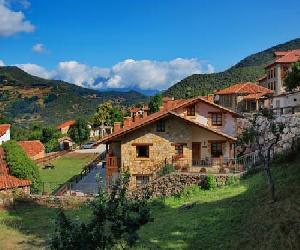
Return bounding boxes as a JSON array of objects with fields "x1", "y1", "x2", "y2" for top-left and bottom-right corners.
[{"x1": 1, "y1": 45, "x2": 300, "y2": 248}]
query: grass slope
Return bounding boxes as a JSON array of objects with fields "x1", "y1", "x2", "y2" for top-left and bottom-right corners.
[
  {"x1": 0, "y1": 156, "x2": 299, "y2": 249},
  {"x1": 165, "y1": 38, "x2": 300, "y2": 98},
  {"x1": 38, "y1": 152, "x2": 96, "y2": 193}
]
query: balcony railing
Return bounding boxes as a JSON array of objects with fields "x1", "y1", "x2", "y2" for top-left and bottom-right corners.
[{"x1": 192, "y1": 158, "x2": 236, "y2": 168}]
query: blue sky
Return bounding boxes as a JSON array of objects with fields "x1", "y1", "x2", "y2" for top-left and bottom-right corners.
[{"x1": 0, "y1": 0, "x2": 299, "y2": 91}]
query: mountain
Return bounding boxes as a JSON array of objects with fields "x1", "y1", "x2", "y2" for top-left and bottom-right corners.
[
  {"x1": 0, "y1": 66, "x2": 149, "y2": 126},
  {"x1": 164, "y1": 38, "x2": 300, "y2": 98}
]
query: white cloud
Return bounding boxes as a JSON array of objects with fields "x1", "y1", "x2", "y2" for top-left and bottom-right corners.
[
  {"x1": 0, "y1": 0, "x2": 35, "y2": 37},
  {"x1": 15, "y1": 63, "x2": 53, "y2": 79},
  {"x1": 32, "y1": 43, "x2": 45, "y2": 53},
  {"x1": 14, "y1": 58, "x2": 214, "y2": 90},
  {"x1": 0, "y1": 60, "x2": 5, "y2": 66}
]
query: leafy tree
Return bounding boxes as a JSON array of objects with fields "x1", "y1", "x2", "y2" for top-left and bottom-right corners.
[
  {"x1": 238, "y1": 110, "x2": 285, "y2": 201},
  {"x1": 68, "y1": 118, "x2": 90, "y2": 145},
  {"x1": 51, "y1": 172, "x2": 151, "y2": 249},
  {"x1": 149, "y1": 93, "x2": 163, "y2": 113},
  {"x1": 285, "y1": 61, "x2": 300, "y2": 91},
  {"x1": 92, "y1": 101, "x2": 123, "y2": 127},
  {"x1": 2, "y1": 140, "x2": 41, "y2": 191}
]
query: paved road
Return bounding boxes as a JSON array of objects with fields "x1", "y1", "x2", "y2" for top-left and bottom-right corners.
[
  {"x1": 70, "y1": 163, "x2": 106, "y2": 195},
  {"x1": 74, "y1": 144, "x2": 106, "y2": 154}
]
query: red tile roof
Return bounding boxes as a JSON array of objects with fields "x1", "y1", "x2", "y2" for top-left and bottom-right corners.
[
  {"x1": 0, "y1": 124, "x2": 10, "y2": 137},
  {"x1": 57, "y1": 120, "x2": 75, "y2": 129},
  {"x1": 95, "y1": 96, "x2": 241, "y2": 145},
  {"x1": 214, "y1": 82, "x2": 273, "y2": 95},
  {"x1": 18, "y1": 140, "x2": 45, "y2": 158},
  {"x1": 0, "y1": 147, "x2": 31, "y2": 190},
  {"x1": 243, "y1": 92, "x2": 271, "y2": 100},
  {"x1": 274, "y1": 49, "x2": 300, "y2": 63}
]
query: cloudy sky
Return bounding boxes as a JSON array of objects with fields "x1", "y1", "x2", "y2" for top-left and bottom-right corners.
[{"x1": 0, "y1": 0, "x2": 299, "y2": 92}]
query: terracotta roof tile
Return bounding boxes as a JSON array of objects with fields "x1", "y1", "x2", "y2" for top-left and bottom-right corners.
[
  {"x1": 0, "y1": 147, "x2": 9, "y2": 175},
  {"x1": 18, "y1": 140, "x2": 44, "y2": 158},
  {"x1": 0, "y1": 124, "x2": 10, "y2": 137},
  {"x1": 215, "y1": 82, "x2": 273, "y2": 95},
  {"x1": 0, "y1": 175, "x2": 31, "y2": 190},
  {"x1": 274, "y1": 49, "x2": 300, "y2": 63},
  {"x1": 243, "y1": 92, "x2": 271, "y2": 100},
  {"x1": 57, "y1": 120, "x2": 75, "y2": 129},
  {"x1": 95, "y1": 96, "x2": 241, "y2": 145}
]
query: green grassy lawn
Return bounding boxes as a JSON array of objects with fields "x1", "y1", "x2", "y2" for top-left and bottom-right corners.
[
  {"x1": 38, "y1": 152, "x2": 96, "y2": 193},
  {"x1": 0, "y1": 156, "x2": 299, "y2": 249}
]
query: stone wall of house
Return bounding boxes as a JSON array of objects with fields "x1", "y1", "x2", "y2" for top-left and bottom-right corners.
[
  {"x1": 120, "y1": 116, "x2": 232, "y2": 189},
  {"x1": 0, "y1": 187, "x2": 30, "y2": 208},
  {"x1": 129, "y1": 172, "x2": 233, "y2": 200}
]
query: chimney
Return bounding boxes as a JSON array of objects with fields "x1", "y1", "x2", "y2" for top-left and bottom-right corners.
[
  {"x1": 123, "y1": 117, "x2": 132, "y2": 128},
  {"x1": 143, "y1": 110, "x2": 148, "y2": 118},
  {"x1": 113, "y1": 122, "x2": 121, "y2": 132}
]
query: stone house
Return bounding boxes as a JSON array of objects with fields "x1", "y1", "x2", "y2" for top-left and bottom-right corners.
[
  {"x1": 57, "y1": 120, "x2": 75, "y2": 134},
  {"x1": 214, "y1": 82, "x2": 273, "y2": 113},
  {"x1": 0, "y1": 124, "x2": 10, "y2": 145},
  {"x1": 96, "y1": 96, "x2": 242, "y2": 189},
  {"x1": 272, "y1": 90, "x2": 300, "y2": 115},
  {"x1": 18, "y1": 140, "x2": 45, "y2": 160},
  {"x1": 258, "y1": 49, "x2": 300, "y2": 95}
]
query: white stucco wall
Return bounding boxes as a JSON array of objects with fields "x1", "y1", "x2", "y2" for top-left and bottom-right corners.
[{"x1": 0, "y1": 129, "x2": 10, "y2": 145}]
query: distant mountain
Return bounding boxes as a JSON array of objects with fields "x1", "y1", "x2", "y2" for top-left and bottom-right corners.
[
  {"x1": 164, "y1": 38, "x2": 300, "y2": 98},
  {"x1": 100, "y1": 87, "x2": 160, "y2": 96},
  {"x1": 0, "y1": 66, "x2": 148, "y2": 126}
]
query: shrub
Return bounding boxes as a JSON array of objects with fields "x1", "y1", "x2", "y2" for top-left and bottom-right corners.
[
  {"x1": 225, "y1": 176, "x2": 240, "y2": 186},
  {"x1": 158, "y1": 164, "x2": 175, "y2": 177},
  {"x1": 2, "y1": 140, "x2": 41, "y2": 192},
  {"x1": 201, "y1": 175, "x2": 217, "y2": 190}
]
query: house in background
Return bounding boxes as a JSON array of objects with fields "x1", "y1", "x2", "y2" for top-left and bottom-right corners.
[
  {"x1": 129, "y1": 106, "x2": 149, "y2": 121},
  {"x1": 97, "y1": 96, "x2": 242, "y2": 189},
  {"x1": 57, "y1": 120, "x2": 75, "y2": 134},
  {"x1": 88, "y1": 125, "x2": 113, "y2": 139},
  {"x1": 0, "y1": 147, "x2": 31, "y2": 194},
  {"x1": 18, "y1": 140, "x2": 45, "y2": 160},
  {"x1": 0, "y1": 124, "x2": 11, "y2": 145},
  {"x1": 272, "y1": 91, "x2": 300, "y2": 115},
  {"x1": 58, "y1": 136, "x2": 73, "y2": 151},
  {"x1": 214, "y1": 82, "x2": 273, "y2": 113},
  {"x1": 258, "y1": 49, "x2": 300, "y2": 95}
]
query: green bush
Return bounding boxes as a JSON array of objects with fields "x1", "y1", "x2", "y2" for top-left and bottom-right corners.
[
  {"x1": 2, "y1": 140, "x2": 41, "y2": 192},
  {"x1": 158, "y1": 164, "x2": 175, "y2": 177},
  {"x1": 201, "y1": 175, "x2": 217, "y2": 190},
  {"x1": 225, "y1": 176, "x2": 240, "y2": 186}
]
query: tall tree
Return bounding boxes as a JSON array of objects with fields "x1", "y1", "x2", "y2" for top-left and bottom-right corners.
[
  {"x1": 149, "y1": 93, "x2": 163, "y2": 113},
  {"x1": 285, "y1": 61, "x2": 300, "y2": 91},
  {"x1": 92, "y1": 101, "x2": 123, "y2": 127},
  {"x1": 68, "y1": 118, "x2": 90, "y2": 145}
]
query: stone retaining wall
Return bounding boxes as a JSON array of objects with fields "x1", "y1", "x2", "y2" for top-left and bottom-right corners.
[{"x1": 129, "y1": 173, "x2": 234, "y2": 200}]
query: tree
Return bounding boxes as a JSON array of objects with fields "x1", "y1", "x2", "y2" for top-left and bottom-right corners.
[
  {"x1": 285, "y1": 61, "x2": 300, "y2": 91},
  {"x1": 239, "y1": 110, "x2": 284, "y2": 201},
  {"x1": 68, "y1": 118, "x2": 90, "y2": 145},
  {"x1": 51, "y1": 173, "x2": 151, "y2": 250},
  {"x1": 92, "y1": 101, "x2": 123, "y2": 127},
  {"x1": 149, "y1": 93, "x2": 163, "y2": 113}
]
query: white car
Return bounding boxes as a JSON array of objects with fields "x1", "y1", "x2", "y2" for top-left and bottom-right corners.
[{"x1": 81, "y1": 142, "x2": 96, "y2": 149}]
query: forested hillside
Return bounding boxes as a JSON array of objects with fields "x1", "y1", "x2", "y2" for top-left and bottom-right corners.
[
  {"x1": 0, "y1": 66, "x2": 148, "y2": 126},
  {"x1": 165, "y1": 38, "x2": 300, "y2": 98}
]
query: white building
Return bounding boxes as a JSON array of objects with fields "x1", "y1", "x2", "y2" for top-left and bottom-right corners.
[
  {"x1": 0, "y1": 124, "x2": 11, "y2": 145},
  {"x1": 272, "y1": 91, "x2": 300, "y2": 115}
]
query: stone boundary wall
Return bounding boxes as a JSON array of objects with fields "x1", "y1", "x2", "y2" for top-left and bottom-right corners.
[{"x1": 129, "y1": 172, "x2": 238, "y2": 200}]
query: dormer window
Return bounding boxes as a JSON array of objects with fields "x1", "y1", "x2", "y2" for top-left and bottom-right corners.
[
  {"x1": 211, "y1": 113, "x2": 222, "y2": 126},
  {"x1": 187, "y1": 105, "x2": 195, "y2": 116}
]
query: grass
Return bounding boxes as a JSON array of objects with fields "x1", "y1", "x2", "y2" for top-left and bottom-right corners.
[
  {"x1": 0, "y1": 156, "x2": 299, "y2": 249},
  {"x1": 38, "y1": 152, "x2": 96, "y2": 193}
]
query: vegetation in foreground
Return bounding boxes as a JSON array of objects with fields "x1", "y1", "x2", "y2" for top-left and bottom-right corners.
[
  {"x1": 0, "y1": 156, "x2": 299, "y2": 249},
  {"x1": 38, "y1": 153, "x2": 96, "y2": 193}
]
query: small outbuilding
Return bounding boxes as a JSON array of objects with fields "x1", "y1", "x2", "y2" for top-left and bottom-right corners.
[{"x1": 58, "y1": 136, "x2": 73, "y2": 150}]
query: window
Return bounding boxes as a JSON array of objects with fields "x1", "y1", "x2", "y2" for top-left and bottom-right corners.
[
  {"x1": 136, "y1": 145, "x2": 149, "y2": 158},
  {"x1": 187, "y1": 105, "x2": 195, "y2": 116},
  {"x1": 211, "y1": 143, "x2": 223, "y2": 157},
  {"x1": 175, "y1": 144, "x2": 183, "y2": 156},
  {"x1": 136, "y1": 175, "x2": 149, "y2": 188},
  {"x1": 156, "y1": 119, "x2": 165, "y2": 132},
  {"x1": 211, "y1": 113, "x2": 222, "y2": 126}
]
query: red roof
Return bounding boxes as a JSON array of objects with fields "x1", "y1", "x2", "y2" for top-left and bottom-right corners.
[
  {"x1": 243, "y1": 92, "x2": 271, "y2": 100},
  {"x1": 0, "y1": 124, "x2": 10, "y2": 137},
  {"x1": 215, "y1": 82, "x2": 273, "y2": 95},
  {"x1": 57, "y1": 120, "x2": 75, "y2": 129},
  {"x1": 18, "y1": 140, "x2": 44, "y2": 158},
  {"x1": 0, "y1": 147, "x2": 31, "y2": 190},
  {"x1": 266, "y1": 50, "x2": 300, "y2": 68},
  {"x1": 95, "y1": 96, "x2": 241, "y2": 145}
]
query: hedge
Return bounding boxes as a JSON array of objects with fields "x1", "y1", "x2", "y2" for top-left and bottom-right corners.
[{"x1": 2, "y1": 140, "x2": 41, "y2": 191}]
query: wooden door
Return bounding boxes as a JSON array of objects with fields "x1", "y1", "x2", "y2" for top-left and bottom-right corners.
[{"x1": 192, "y1": 142, "x2": 201, "y2": 166}]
